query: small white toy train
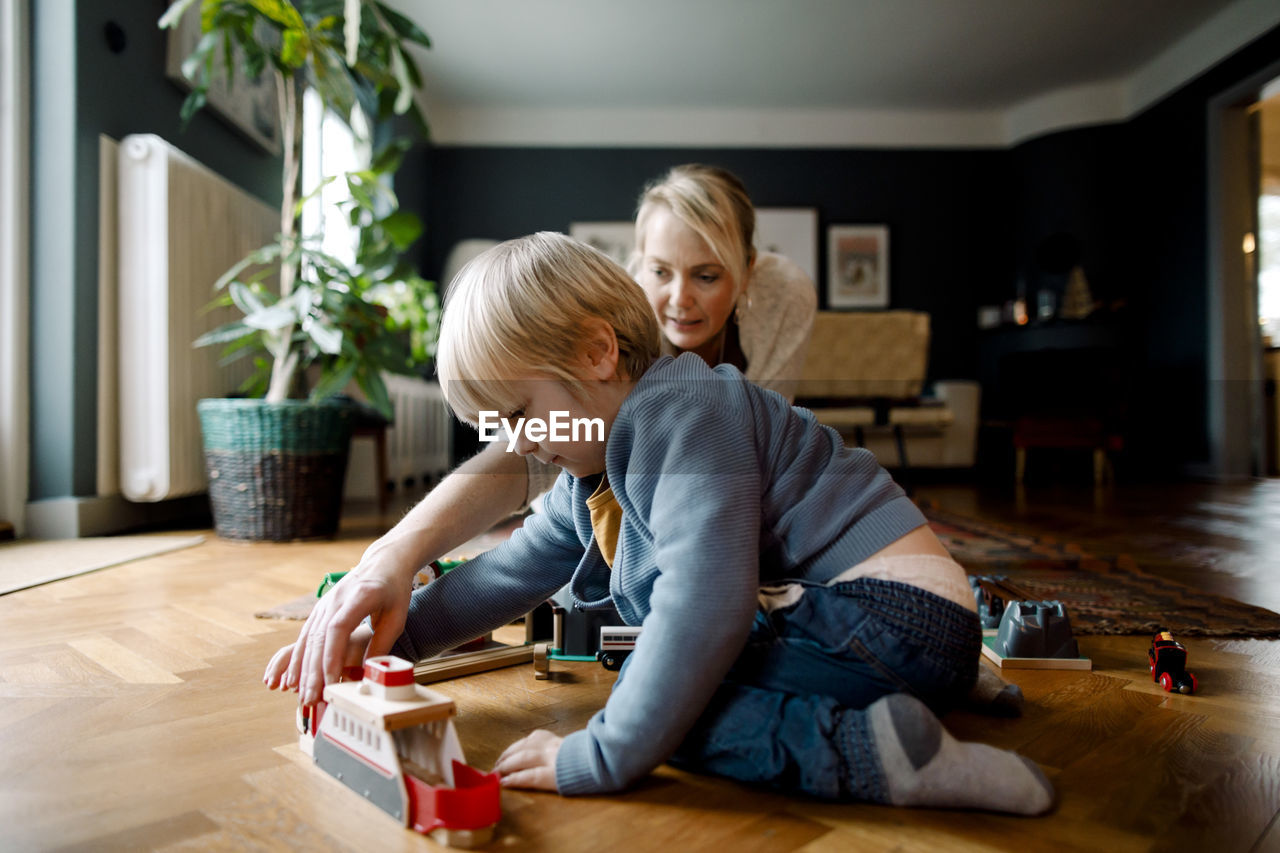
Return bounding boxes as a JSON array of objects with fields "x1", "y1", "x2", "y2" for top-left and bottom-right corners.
[{"x1": 596, "y1": 625, "x2": 642, "y2": 671}]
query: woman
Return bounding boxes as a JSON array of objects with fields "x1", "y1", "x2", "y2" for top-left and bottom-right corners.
[
  {"x1": 272, "y1": 164, "x2": 816, "y2": 705},
  {"x1": 633, "y1": 164, "x2": 812, "y2": 398}
]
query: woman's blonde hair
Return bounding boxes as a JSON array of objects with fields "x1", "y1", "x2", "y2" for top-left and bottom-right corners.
[
  {"x1": 632, "y1": 164, "x2": 756, "y2": 297},
  {"x1": 436, "y1": 231, "x2": 661, "y2": 426}
]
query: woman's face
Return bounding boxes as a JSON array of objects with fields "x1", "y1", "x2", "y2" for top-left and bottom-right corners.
[{"x1": 637, "y1": 206, "x2": 739, "y2": 364}]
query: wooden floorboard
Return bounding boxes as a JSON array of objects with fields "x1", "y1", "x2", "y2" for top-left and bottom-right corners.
[{"x1": 1, "y1": 482, "x2": 1278, "y2": 851}]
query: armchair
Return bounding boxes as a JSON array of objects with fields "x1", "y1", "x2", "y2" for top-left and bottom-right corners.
[{"x1": 795, "y1": 311, "x2": 973, "y2": 472}]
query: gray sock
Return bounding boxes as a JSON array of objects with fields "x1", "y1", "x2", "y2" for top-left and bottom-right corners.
[
  {"x1": 868, "y1": 693, "x2": 1054, "y2": 815},
  {"x1": 964, "y1": 665, "x2": 1025, "y2": 717}
]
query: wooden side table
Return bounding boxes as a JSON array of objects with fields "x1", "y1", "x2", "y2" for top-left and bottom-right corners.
[{"x1": 1012, "y1": 415, "x2": 1122, "y2": 486}]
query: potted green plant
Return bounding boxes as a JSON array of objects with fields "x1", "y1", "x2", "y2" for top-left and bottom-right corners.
[{"x1": 160, "y1": 0, "x2": 438, "y2": 540}]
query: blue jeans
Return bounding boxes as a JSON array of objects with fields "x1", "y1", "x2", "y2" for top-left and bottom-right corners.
[{"x1": 645, "y1": 577, "x2": 980, "y2": 801}]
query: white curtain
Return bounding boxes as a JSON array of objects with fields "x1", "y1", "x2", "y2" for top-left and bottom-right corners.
[{"x1": 0, "y1": 0, "x2": 30, "y2": 536}]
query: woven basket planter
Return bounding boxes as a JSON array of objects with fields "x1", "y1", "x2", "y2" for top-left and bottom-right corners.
[{"x1": 197, "y1": 398, "x2": 356, "y2": 541}]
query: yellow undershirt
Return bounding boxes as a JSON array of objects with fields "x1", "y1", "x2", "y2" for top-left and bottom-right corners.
[{"x1": 586, "y1": 476, "x2": 623, "y2": 568}]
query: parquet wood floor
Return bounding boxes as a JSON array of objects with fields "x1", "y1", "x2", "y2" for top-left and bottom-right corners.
[{"x1": 2, "y1": 481, "x2": 1279, "y2": 852}]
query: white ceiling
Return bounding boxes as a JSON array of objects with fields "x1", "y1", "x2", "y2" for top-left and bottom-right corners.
[{"x1": 384, "y1": 0, "x2": 1280, "y2": 147}]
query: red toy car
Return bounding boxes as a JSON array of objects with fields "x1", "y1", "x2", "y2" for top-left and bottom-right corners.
[{"x1": 1148, "y1": 630, "x2": 1197, "y2": 694}]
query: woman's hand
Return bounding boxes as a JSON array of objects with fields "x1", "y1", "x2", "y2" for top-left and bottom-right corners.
[
  {"x1": 283, "y1": 557, "x2": 413, "y2": 705},
  {"x1": 269, "y1": 442, "x2": 533, "y2": 705},
  {"x1": 264, "y1": 622, "x2": 373, "y2": 696},
  {"x1": 493, "y1": 729, "x2": 564, "y2": 792}
]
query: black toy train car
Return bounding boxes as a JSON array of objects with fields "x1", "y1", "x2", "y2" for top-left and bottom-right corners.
[{"x1": 1148, "y1": 630, "x2": 1197, "y2": 695}]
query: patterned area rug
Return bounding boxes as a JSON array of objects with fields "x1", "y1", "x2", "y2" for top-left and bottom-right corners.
[{"x1": 924, "y1": 504, "x2": 1280, "y2": 638}]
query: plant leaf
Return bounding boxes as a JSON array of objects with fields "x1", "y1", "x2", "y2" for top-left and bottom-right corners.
[
  {"x1": 243, "y1": 301, "x2": 299, "y2": 331},
  {"x1": 228, "y1": 281, "x2": 266, "y2": 316},
  {"x1": 390, "y1": 46, "x2": 413, "y2": 114},
  {"x1": 178, "y1": 90, "x2": 208, "y2": 125},
  {"x1": 281, "y1": 28, "x2": 310, "y2": 68},
  {"x1": 379, "y1": 210, "x2": 422, "y2": 250},
  {"x1": 375, "y1": 2, "x2": 431, "y2": 47},
  {"x1": 181, "y1": 31, "x2": 219, "y2": 82},
  {"x1": 369, "y1": 139, "x2": 408, "y2": 174},
  {"x1": 216, "y1": 332, "x2": 264, "y2": 366},
  {"x1": 195, "y1": 320, "x2": 254, "y2": 348},
  {"x1": 238, "y1": 356, "x2": 273, "y2": 397},
  {"x1": 158, "y1": 0, "x2": 200, "y2": 31},
  {"x1": 310, "y1": 356, "x2": 358, "y2": 401},
  {"x1": 309, "y1": 42, "x2": 359, "y2": 122},
  {"x1": 306, "y1": 318, "x2": 343, "y2": 354},
  {"x1": 292, "y1": 283, "x2": 314, "y2": 314},
  {"x1": 214, "y1": 243, "x2": 281, "y2": 291},
  {"x1": 244, "y1": 0, "x2": 305, "y2": 31},
  {"x1": 345, "y1": 176, "x2": 379, "y2": 212},
  {"x1": 356, "y1": 367, "x2": 394, "y2": 420}
]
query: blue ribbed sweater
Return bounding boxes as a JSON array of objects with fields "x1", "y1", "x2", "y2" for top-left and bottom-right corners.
[{"x1": 391, "y1": 353, "x2": 925, "y2": 795}]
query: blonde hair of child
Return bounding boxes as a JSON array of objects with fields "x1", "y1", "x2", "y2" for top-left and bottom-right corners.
[
  {"x1": 633, "y1": 164, "x2": 757, "y2": 299},
  {"x1": 436, "y1": 231, "x2": 661, "y2": 426}
]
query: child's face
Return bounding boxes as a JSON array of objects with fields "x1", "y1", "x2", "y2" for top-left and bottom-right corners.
[
  {"x1": 500, "y1": 375, "x2": 618, "y2": 478},
  {"x1": 638, "y1": 206, "x2": 739, "y2": 362}
]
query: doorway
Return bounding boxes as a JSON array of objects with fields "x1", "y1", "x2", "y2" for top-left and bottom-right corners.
[
  {"x1": 1209, "y1": 63, "x2": 1280, "y2": 481},
  {"x1": 1257, "y1": 80, "x2": 1280, "y2": 474}
]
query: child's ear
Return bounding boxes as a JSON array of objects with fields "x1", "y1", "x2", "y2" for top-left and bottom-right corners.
[{"x1": 578, "y1": 318, "x2": 620, "y2": 380}]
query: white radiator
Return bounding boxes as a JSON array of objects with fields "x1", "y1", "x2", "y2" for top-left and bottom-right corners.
[
  {"x1": 346, "y1": 375, "x2": 453, "y2": 499},
  {"x1": 388, "y1": 375, "x2": 453, "y2": 488},
  {"x1": 116, "y1": 134, "x2": 276, "y2": 502}
]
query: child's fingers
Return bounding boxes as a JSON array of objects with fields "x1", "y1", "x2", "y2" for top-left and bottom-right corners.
[
  {"x1": 497, "y1": 766, "x2": 557, "y2": 791},
  {"x1": 493, "y1": 744, "x2": 556, "y2": 787},
  {"x1": 263, "y1": 643, "x2": 295, "y2": 689},
  {"x1": 492, "y1": 744, "x2": 527, "y2": 772},
  {"x1": 494, "y1": 730, "x2": 563, "y2": 776},
  {"x1": 493, "y1": 744, "x2": 545, "y2": 775}
]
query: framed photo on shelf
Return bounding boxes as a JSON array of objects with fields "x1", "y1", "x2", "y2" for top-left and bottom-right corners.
[
  {"x1": 755, "y1": 208, "x2": 818, "y2": 286},
  {"x1": 827, "y1": 225, "x2": 889, "y2": 308},
  {"x1": 165, "y1": 5, "x2": 281, "y2": 154},
  {"x1": 569, "y1": 221, "x2": 635, "y2": 267}
]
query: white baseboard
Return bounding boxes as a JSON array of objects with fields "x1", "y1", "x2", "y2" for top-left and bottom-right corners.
[{"x1": 25, "y1": 494, "x2": 209, "y2": 539}]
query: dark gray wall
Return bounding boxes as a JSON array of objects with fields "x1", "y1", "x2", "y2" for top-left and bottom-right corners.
[
  {"x1": 29, "y1": 0, "x2": 279, "y2": 501},
  {"x1": 416, "y1": 147, "x2": 1013, "y2": 382}
]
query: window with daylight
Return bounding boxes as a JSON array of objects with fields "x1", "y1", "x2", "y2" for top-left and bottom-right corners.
[
  {"x1": 301, "y1": 88, "x2": 369, "y2": 266},
  {"x1": 1260, "y1": 86, "x2": 1280, "y2": 348},
  {"x1": 1259, "y1": 193, "x2": 1280, "y2": 347}
]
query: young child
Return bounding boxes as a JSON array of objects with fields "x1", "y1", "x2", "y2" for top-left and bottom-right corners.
[{"x1": 266, "y1": 231, "x2": 1052, "y2": 814}]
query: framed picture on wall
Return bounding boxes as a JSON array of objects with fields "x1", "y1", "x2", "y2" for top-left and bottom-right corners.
[
  {"x1": 755, "y1": 208, "x2": 818, "y2": 286},
  {"x1": 165, "y1": 5, "x2": 281, "y2": 154},
  {"x1": 569, "y1": 221, "x2": 635, "y2": 268},
  {"x1": 827, "y1": 225, "x2": 889, "y2": 308}
]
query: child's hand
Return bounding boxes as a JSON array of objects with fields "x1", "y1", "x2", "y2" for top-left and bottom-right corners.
[
  {"x1": 263, "y1": 642, "x2": 297, "y2": 691},
  {"x1": 493, "y1": 729, "x2": 564, "y2": 792}
]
